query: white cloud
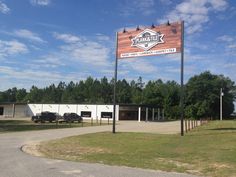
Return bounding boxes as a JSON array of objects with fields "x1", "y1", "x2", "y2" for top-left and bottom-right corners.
[
  {"x1": 209, "y1": 0, "x2": 228, "y2": 11},
  {"x1": 13, "y1": 29, "x2": 46, "y2": 43},
  {"x1": 119, "y1": 58, "x2": 157, "y2": 74},
  {"x1": 53, "y1": 32, "x2": 80, "y2": 43},
  {"x1": 159, "y1": 0, "x2": 228, "y2": 34},
  {"x1": 71, "y1": 41, "x2": 110, "y2": 66},
  {"x1": 54, "y1": 32, "x2": 111, "y2": 67},
  {"x1": 0, "y1": 65, "x2": 87, "y2": 90},
  {"x1": 217, "y1": 35, "x2": 234, "y2": 42},
  {"x1": 120, "y1": 0, "x2": 155, "y2": 16},
  {"x1": 30, "y1": 0, "x2": 51, "y2": 6},
  {"x1": 96, "y1": 34, "x2": 110, "y2": 41},
  {"x1": 33, "y1": 55, "x2": 65, "y2": 68},
  {"x1": 0, "y1": 40, "x2": 28, "y2": 57},
  {"x1": 0, "y1": 1, "x2": 10, "y2": 14},
  {"x1": 223, "y1": 63, "x2": 236, "y2": 69},
  {"x1": 160, "y1": 0, "x2": 172, "y2": 5},
  {"x1": 216, "y1": 34, "x2": 236, "y2": 56},
  {"x1": 228, "y1": 44, "x2": 236, "y2": 49}
]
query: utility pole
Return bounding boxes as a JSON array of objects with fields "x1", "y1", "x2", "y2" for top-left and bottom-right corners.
[{"x1": 220, "y1": 88, "x2": 224, "y2": 121}]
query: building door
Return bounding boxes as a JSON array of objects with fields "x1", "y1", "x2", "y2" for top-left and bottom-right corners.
[{"x1": 0, "y1": 107, "x2": 4, "y2": 115}]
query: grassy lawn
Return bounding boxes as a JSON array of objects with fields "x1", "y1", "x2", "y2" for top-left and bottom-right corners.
[
  {"x1": 0, "y1": 119, "x2": 107, "y2": 133},
  {"x1": 38, "y1": 121, "x2": 236, "y2": 177}
]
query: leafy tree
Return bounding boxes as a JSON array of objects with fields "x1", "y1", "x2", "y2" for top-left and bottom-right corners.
[
  {"x1": 16, "y1": 88, "x2": 27, "y2": 102},
  {"x1": 130, "y1": 77, "x2": 145, "y2": 104},
  {"x1": 100, "y1": 77, "x2": 112, "y2": 103},
  {"x1": 116, "y1": 79, "x2": 131, "y2": 103},
  {"x1": 24, "y1": 86, "x2": 43, "y2": 103},
  {"x1": 185, "y1": 71, "x2": 236, "y2": 119}
]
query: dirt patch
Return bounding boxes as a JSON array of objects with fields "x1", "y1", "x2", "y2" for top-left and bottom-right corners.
[
  {"x1": 155, "y1": 158, "x2": 203, "y2": 176},
  {"x1": 156, "y1": 158, "x2": 194, "y2": 168},
  {"x1": 21, "y1": 142, "x2": 44, "y2": 157},
  {"x1": 22, "y1": 140, "x2": 111, "y2": 160},
  {"x1": 211, "y1": 163, "x2": 232, "y2": 169},
  {"x1": 51, "y1": 146, "x2": 110, "y2": 155}
]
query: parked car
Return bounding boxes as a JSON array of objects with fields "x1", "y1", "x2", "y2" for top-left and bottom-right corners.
[
  {"x1": 31, "y1": 111, "x2": 62, "y2": 123},
  {"x1": 63, "y1": 113, "x2": 83, "y2": 123}
]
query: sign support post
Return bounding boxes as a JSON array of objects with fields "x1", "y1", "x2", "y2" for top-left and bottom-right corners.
[
  {"x1": 220, "y1": 88, "x2": 223, "y2": 121},
  {"x1": 180, "y1": 21, "x2": 184, "y2": 136},
  {"x1": 113, "y1": 32, "x2": 118, "y2": 134},
  {"x1": 115, "y1": 21, "x2": 184, "y2": 135}
]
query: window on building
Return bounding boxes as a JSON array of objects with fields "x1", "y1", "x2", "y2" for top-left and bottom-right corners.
[{"x1": 0, "y1": 107, "x2": 3, "y2": 115}]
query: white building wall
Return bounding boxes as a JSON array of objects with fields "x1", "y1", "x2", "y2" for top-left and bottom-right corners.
[
  {"x1": 116, "y1": 105, "x2": 119, "y2": 121},
  {"x1": 78, "y1": 105, "x2": 96, "y2": 119},
  {"x1": 27, "y1": 104, "x2": 119, "y2": 120},
  {"x1": 42, "y1": 104, "x2": 59, "y2": 113},
  {"x1": 28, "y1": 104, "x2": 43, "y2": 116},
  {"x1": 3, "y1": 105, "x2": 13, "y2": 117},
  {"x1": 15, "y1": 105, "x2": 27, "y2": 117},
  {"x1": 97, "y1": 105, "x2": 112, "y2": 119},
  {"x1": 59, "y1": 104, "x2": 77, "y2": 115}
]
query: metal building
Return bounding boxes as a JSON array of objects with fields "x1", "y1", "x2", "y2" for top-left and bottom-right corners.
[{"x1": 0, "y1": 103, "x2": 164, "y2": 121}]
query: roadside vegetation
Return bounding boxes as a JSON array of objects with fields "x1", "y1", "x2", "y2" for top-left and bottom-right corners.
[
  {"x1": 0, "y1": 119, "x2": 108, "y2": 133},
  {"x1": 39, "y1": 121, "x2": 236, "y2": 177}
]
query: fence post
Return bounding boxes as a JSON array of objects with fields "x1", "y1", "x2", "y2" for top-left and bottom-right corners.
[
  {"x1": 185, "y1": 119, "x2": 188, "y2": 133},
  {"x1": 91, "y1": 117, "x2": 93, "y2": 126},
  {"x1": 188, "y1": 120, "x2": 191, "y2": 131},
  {"x1": 56, "y1": 119, "x2": 58, "y2": 129}
]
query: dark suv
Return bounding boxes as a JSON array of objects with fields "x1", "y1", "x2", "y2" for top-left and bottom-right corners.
[
  {"x1": 32, "y1": 111, "x2": 61, "y2": 123},
  {"x1": 63, "y1": 113, "x2": 83, "y2": 123}
]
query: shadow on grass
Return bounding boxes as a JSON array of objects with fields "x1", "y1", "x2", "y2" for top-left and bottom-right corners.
[
  {"x1": 151, "y1": 119, "x2": 177, "y2": 122},
  {"x1": 0, "y1": 120, "x2": 83, "y2": 133},
  {"x1": 209, "y1": 128, "x2": 236, "y2": 131}
]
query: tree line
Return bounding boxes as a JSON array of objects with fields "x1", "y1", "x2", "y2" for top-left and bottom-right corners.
[{"x1": 0, "y1": 71, "x2": 235, "y2": 119}]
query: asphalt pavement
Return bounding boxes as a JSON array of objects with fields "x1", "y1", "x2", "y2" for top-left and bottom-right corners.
[{"x1": 0, "y1": 121, "x2": 199, "y2": 177}]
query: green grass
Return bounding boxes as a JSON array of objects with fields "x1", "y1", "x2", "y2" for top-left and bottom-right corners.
[
  {"x1": 0, "y1": 119, "x2": 107, "y2": 133},
  {"x1": 39, "y1": 121, "x2": 236, "y2": 177}
]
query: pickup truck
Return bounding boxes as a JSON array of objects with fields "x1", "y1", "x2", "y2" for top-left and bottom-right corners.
[
  {"x1": 32, "y1": 111, "x2": 62, "y2": 123},
  {"x1": 63, "y1": 113, "x2": 83, "y2": 123}
]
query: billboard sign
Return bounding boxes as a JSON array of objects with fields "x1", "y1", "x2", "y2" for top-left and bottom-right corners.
[{"x1": 117, "y1": 21, "x2": 182, "y2": 59}]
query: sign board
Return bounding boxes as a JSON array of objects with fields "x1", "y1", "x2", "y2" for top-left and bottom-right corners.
[
  {"x1": 101, "y1": 112, "x2": 112, "y2": 118},
  {"x1": 81, "y1": 111, "x2": 91, "y2": 117},
  {"x1": 117, "y1": 21, "x2": 182, "y2": 59}
]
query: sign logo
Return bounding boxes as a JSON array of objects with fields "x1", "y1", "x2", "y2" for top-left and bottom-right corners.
[{"x1": 131, "y1": 29, "x2": 164, "y2": 51}]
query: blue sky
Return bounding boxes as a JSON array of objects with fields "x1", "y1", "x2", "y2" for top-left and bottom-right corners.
[{"x1": 0, "y1": 0, "x2": 236, "y2": 93}]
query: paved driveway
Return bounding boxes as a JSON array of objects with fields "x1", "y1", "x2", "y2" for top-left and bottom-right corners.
[{"x1": 0, "y1": 121, "x2": 198, "y2": 177}]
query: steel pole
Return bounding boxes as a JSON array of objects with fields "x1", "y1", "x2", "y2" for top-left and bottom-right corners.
[
  {"x1": 180, "y1": 21, "x2": 185, "y2": 136},
  {"x1": 113, "y1": 32, "x2": 118, "y2": 133},
  {"x1": 220, "y1": 88, "x2": 222, "y2": 121}
]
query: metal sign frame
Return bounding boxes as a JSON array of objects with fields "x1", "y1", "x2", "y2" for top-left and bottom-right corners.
[{"x1": 113, "y1": 21, "x2": 185, "y2": 136}]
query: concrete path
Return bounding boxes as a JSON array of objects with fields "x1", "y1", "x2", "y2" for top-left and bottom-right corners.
[{"x1": 0, "y1": 121, "x2": 198, "y2": 177}]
